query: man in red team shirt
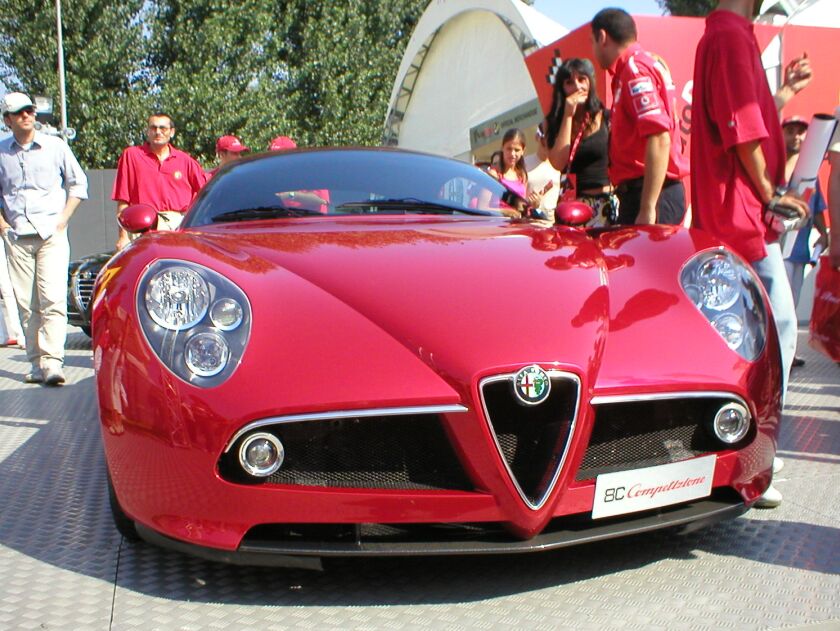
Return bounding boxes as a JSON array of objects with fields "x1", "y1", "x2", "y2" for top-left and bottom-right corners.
[
  {"x1": 112, "y1": 113, "x2": 207, "y2": 250},
  {"x1": 206, "y1": 134, "x2": 249, "y2": 179},
  {"x1": 590, "y1": 8, "x2": 688, "y2": 225},
  {"x1": 691, "y1": 0, "x2": 810, "y2": 508}
]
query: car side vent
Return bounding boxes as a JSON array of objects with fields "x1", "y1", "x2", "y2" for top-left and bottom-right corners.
[
  {"x1": 219, "y1": 413, "x2": 473, "y2": 491},
  {"x1": 576, "y1": 396, "x2": 748, "y2": 480},
  {"x1": 479, "y1": 371, "x2": 580, "y2": 510}
]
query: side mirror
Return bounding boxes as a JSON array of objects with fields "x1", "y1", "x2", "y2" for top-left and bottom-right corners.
[
  {"x1": 119, "y1": 204, "x2": 158, "y2": 234},
  {"x1": 555, "y1": 201, "x2": 595, "y2": 227}
]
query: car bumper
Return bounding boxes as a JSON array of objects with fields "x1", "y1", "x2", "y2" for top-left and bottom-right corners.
[{"x1": 135, "y1": 492, "x2": 750, "y2": 569}]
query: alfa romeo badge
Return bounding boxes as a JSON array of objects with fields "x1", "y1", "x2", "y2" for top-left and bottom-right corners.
[{"x1": 513, "y1": 365, "x2": 551, "y2": 405}]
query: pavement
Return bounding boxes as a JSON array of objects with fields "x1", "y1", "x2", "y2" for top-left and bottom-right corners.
[{"x1": 0, "y1": 327, "x2": 837, "y2": 631}]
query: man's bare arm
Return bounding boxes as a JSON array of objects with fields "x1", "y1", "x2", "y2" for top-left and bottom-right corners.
[
  {"x1": 734, "y1": 140, "x2": 808, "y2": 219},
  {"x1": 115, "y1": 200, "x2": 130, "y2": 250},
  {"x1": 638, "y1": 131, "x2": 670, "y2": 224}
]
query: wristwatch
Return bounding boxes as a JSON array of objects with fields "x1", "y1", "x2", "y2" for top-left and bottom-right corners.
[{"x1": 765, "y1": 186, "x2": 788, "y2": 212}]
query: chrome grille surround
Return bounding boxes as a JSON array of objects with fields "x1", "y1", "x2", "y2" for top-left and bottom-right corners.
[{"x1": 479, "y1": 369, "x2": 581, "y2": 511}]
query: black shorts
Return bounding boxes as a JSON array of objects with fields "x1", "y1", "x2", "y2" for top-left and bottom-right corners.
[{"x1": 615, "y1": 178, "x2": 686, "y2": 225}]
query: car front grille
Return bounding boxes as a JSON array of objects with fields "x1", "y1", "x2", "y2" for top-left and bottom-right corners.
[
  {"x1": 575, "y1": 397, "x2": 743, "y2": 480},
  {"x1": 480, "y1": 372, "x2": 580, "y2": 508},
  {"x1": 73, "y1": 273, "x2": 96, "y2": 312},
  {"x1": 219, "y1": 413, "x2": 473, "y2": 491}
]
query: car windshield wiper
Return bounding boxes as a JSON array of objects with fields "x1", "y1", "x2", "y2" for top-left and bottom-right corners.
[
  {"x1": 210, "y1": 206, "x2": 322, "y2": 222},
  {"x1": 334, "y1": 198, "x2": 495, "y2": 217}
]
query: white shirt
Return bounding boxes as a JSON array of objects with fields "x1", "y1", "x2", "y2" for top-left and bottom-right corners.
[{"x1": 526, "y1": 157, "x2": 561, "y2": 222}]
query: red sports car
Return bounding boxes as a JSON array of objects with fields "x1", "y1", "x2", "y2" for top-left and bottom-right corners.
[{"x1": 93, "y1": 148, "x2": 780, "y2": 570}]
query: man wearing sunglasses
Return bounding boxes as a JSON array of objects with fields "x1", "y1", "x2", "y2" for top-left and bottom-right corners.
[
  {"x1": 112, "y1": 112, "x2": 206, "y2": 250},
  {"x1": 0, "y1": 92, "x2": 88, "y2": 385}
]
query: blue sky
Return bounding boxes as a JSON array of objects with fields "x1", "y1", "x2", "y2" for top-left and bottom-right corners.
[{"x1": 532, "y1": 0, "x2": 665, "y2": 31}]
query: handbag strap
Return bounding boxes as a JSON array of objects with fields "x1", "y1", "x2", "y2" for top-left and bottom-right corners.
[{"x1": 564, "y1": 112, "x2": 591, "y2": 177}]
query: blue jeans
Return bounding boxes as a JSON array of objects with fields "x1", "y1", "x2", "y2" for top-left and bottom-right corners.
[{"x1": 751, "y1": 242, "x2": 796, "y2": 405}]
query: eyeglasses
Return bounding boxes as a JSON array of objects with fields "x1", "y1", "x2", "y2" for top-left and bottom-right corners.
[
  {"x1": 148, "y1": 125, "x2": 172, "y2": 131},
  {"x1": 12, "y1": 108, "x2": 36, "y2": 117}
]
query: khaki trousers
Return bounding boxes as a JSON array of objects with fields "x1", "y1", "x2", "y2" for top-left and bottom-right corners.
[
  {"x1": 2, "y1": 230, "x2": 70, "y2": 370},
  {"x1": 128, "y1": 210, "x2": 184, "y2": 242},
  {"x1": 0, "y1": 238, "x2": 24, "y2": 341}
]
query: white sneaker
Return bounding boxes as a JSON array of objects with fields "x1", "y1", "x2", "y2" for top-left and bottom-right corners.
[
  {"x1": 773, "y1": 457, "x2": 784, "y2": 474},
  {"x1": 754, "y1": 484, "x2": 783, "y2": 509},
  {"x1": 43, "y1": 365, "x2": 65, "y2": 386},
  {"x1": 24, "y1": 367, "x2": 43, "y2": 384}
]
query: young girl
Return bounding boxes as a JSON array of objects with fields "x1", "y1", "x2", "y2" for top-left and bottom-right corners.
[
  {"x1": 490, "y1": 128, "x2": 528, "y2": 199},
  {"x1": 478, "y1": 129, "x2": 530, "y2": 217}
]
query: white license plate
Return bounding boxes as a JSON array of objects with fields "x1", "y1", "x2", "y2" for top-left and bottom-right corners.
[{"x1": 592, "y1": 455, "x2": 716, "y2": 519}]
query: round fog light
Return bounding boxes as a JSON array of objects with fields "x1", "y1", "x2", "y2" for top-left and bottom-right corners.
[
  {"x1": 239, "y1": 432, "x2": 284, "y2": 477},
  {"x1": 713, "y1": 402, "x2": 751, "y2": 444}
]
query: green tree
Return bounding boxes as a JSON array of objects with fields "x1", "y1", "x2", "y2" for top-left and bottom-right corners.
[
  {"x1": 146, "y1": 0, "x2": 293, "y2": 165},
  {"x1": 0, "y1": 0, "x2": 151, "y2": 168},
  {"x1": 657, "y1": 0, "x2": 716, "y2": 16},
  {"x1": 148, "y1": 0, "x2": 426, "y2": 166},
  {"x1": 279, "y1": 0, "x2": 426, "y2": 148},
  {"x1": 2, "y1": 0, "x2": 427, "y2": 169}
]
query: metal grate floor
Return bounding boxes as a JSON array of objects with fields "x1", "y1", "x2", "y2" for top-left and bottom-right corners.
[{"x1": 0, "y1": 328, "x2": 837, "y2": 630}]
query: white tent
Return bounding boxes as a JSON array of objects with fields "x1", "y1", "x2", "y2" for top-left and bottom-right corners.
[
  {"x1": 384, "y1": 0, "x2": 565, "y2": 162},
  {"x1": 759, "y1": 0, "x2": 840, "y2": 26}
]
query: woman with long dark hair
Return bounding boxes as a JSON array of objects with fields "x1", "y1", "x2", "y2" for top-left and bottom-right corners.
[{"x1": 545, "y1": 58, "x2": 617, "y2": 225}]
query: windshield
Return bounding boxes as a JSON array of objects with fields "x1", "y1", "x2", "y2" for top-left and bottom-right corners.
[{"x1": 186, "y1": 148, "x2": 526, "y2": 227}]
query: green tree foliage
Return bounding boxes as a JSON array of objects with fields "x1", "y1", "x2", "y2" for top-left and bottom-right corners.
[
  {"x1": 657, "y1": 0, "x2": 716, "y2": 16},
  {"x1": 149, "y1": 0, "x2": 426, "y2": 165},
  {"x1": 278, "y1": 1, "x2": 426, "y2": 149},
  {"x1": 0, "y1": 0, "x2": 151, "y2": 168},
  {"x1": 2, "y1": 0, "x2": 427, "y2": 168},
  {"x1": 146, "y1": 0, "x2": 290, "y2": 163}
]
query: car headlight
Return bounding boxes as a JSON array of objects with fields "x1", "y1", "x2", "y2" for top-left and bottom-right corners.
[
  {"x1": 137, "y1": 260, "x2": 251, "y2": 387},
  {"x1": 145, "y1": 266, "x2": 210, "y2": 330},
  {"x1": 680, "y1": 250, "x2": 767, "y2": 361}
]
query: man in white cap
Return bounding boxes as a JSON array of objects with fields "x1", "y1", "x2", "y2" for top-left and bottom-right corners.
[
  {"x1": 0, "y1": 92, "x2": 88, "y2": 385},
  {"x1": 780, "y1": 115, "x2": 828, "y2": 368}
]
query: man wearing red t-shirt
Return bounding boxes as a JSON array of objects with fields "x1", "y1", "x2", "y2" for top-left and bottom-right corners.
[
  {"x1": 591, "y1": 8, "x2": 688, "y2": 225},
  {"x1": 691, "y1": 0, "x2": 809, "y2": 509},
  {"x1": 112, "y1": 113, "x2": 207, "y2": 250}
]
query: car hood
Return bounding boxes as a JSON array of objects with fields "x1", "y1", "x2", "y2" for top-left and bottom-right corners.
[{"x1": 116, "y1": 217, "x2": 731, "y2": 399}]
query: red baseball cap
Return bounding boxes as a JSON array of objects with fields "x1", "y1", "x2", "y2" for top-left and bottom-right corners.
[
  {"x1": 268, "y1": 136, "x2": 297, "y2": 151},
  {"x1": 216, "y1": 135, "x2": 249, "y2": 153},
  {"x1": 781, "y1": 115, "x2": 809, "y2": 129}
]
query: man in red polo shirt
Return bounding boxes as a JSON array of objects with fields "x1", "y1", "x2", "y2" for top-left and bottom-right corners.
[
  {"x1": 691, "y1": 0, "x2": 810, "y2": 508},
  {"x1": 591, "y1": 8, "x2": 688, "y2": 225},
  {"x1": 112, "y1": 113, "x2": 207, "y2": 250}
]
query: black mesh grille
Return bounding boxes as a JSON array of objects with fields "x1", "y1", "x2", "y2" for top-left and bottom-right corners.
[
  {"x1": 481, "y1": 375, "x2": 579, "y2": 506},
  {"x1": 220, "y1": 414, "x2": 473, "y2": 491},
  {"x1": 576, "y1": 398, "x2": 742, "y2": 480}
]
